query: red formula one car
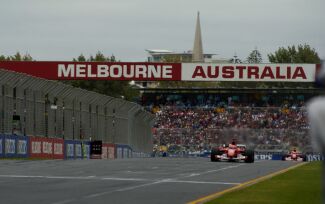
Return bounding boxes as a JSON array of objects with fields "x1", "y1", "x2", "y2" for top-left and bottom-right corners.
[
  {"x1": 282, "y1": 148, "x2": 307, "y2": 161},
  {"x1": 210, "y1": 141, "x2": 254, "y2": 163}
]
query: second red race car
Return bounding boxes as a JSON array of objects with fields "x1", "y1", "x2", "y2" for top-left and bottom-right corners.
[
  {"x1": 210, "y1": 140, "x2": 255, "y2": 163},
  {"x1": 282, "y1": 148, "x2": 307, "y2": 161}
]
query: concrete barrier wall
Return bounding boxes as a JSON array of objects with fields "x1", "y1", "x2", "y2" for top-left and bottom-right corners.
[
  {"x1": 102, "y1": 143, "x2": 115, "y2": 159},
  {"x1": 29, "y1": 136, "x2": 64, "y2": 159},
  {"x1": 116, "y1": 144, "x2": 132, "y2": 159},
  {"x1": 0, "y1": 135, "x2": 29, "y2": 158},
  {"x1": 0, "y1": 135, "x2": 152, "y2": 160},
  {"x1": 0, "y1": 134, "x2": 3, "y2": 158},
  {"x1": 82, "y1": 142, "x2": 91, "y2": 159}
]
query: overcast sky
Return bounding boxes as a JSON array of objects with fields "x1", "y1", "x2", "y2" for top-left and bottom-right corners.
[{"x1": 0, "y1": 0, "x2": 324, "y2": 62}]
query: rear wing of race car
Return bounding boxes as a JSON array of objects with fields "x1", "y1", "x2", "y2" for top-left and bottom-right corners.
[{"x1": 218, "y1": 144, "x2": 246, "y2": 148}]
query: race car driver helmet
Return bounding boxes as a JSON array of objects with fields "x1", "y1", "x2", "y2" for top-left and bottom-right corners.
[{"x1": 231, "y1": 139, "x2": 236, "y2": 145}]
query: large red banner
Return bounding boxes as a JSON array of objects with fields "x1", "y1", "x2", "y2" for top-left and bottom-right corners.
[
  {"x1": 52, "y1": 138, "x2": 64, "y2": 159},
  {"x1": 29, "y1": 136, "x2": 64, "y2": 159},
  {"x1": 0, "y1": 61, "x2": 318, "y2": 82},
  {"x1": 0, "y1": 61, "x2": 181, "y2": 81},
  {"x1": 182, "y1": 63, "x2": 317, "y2": 82},
  {"x1": 101, "y1": 143, "x2": 115, "y2": 159}
]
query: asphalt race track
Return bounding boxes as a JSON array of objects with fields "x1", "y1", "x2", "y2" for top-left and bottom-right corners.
[{"x1": 0, "y1": 158, "x2": 298, "y2": 204}]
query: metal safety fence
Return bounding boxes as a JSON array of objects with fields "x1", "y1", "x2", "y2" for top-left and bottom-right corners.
[{"x1": 0, "y1": 69, "x2": 155, "y2": 154}]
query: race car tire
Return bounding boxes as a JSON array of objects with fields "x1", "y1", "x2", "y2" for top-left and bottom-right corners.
[
  {"x1": 210, "y1": 154, "x2": 216, "y2": 162},
  {"x1": 281, "y1": 151, "x2": 288, "y2": 161},
  {"x1": 210, "y1": 149, "x2": 222, "y2": 162},
  {"x1": 244, "y1": 149, "x2": 254, "y2": 163}
]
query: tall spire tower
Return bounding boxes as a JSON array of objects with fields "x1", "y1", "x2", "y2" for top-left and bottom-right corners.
[{"x1": 192, "y1": 12, "x2": 204, "y2": 62}]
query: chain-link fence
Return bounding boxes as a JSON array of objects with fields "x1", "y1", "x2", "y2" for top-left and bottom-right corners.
[{"x1": 0, "y1": 69, "x2": 155, "y2": 153}]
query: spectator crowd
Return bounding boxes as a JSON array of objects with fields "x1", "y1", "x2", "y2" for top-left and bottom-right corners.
[{"x1": 151, "y1": 101, "x2": 310, "y2": 152}]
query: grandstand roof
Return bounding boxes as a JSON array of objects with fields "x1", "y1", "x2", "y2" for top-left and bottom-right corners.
[
  {"x1": 145, "y1": 49, "x2": 174, "y2": 54},
  {"x1": 138, "y1": 87, "x2": 325, "y2": 94}
]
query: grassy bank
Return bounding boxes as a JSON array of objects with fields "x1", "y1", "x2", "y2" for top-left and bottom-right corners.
[{"x1": 206, "y1": 162, "x2": 321, "y2": 204}]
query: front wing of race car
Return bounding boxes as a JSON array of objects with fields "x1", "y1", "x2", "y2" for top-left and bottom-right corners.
[
  {"x1": 215, "y1": 153, "x2": 247, "y2": 161},
  {"x1": 211, "y1": 148, "x2": 255, "y2": 163},
  {"x1": 282, "y1": 154, "x2": 306, "y2": 162}
]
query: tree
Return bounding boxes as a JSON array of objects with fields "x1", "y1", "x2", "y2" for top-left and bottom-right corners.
[
  {"x1": 229, "y1": 54, "x2": 242, "y2": 64},
  {"x1": 22, "y1": 53, "x2": 33, "y2": 61},
  {"x1": 94, "y1": 51, "x2": 109, "y2": 62},
  {"x1": 0, "y1": 52, "x2": 34, "y2": 61},
  {"x1": 68, "y1": 52, "x2": 139, "y2": 101},
  {"x1": 10, "y1": 52, "x2": 22, "y2": 61},
  {"x1": 110, "y1": 55, "x2": 116, "y2": 62},
  {"x1": 267, "y1": 44, "x2": 320, "y2": 88},
  {"x1": 73, "y1": 54, "x2": 86, "y2": 62},
  {"x1": 268, "y1": 44, "x2": 320, "y2": 63},
  {"x1": 247, "y1": 48, "x2": 262, "y2": 63}
]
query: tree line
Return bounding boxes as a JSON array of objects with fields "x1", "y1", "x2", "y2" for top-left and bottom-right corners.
[{"x1": 229, "y1": 44, "x2": 320, "y2": 64}]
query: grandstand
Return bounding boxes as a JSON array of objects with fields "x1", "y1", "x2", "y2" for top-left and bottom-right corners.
[{"x1": 142, "y1": 84, "x2": 324, "y2": 155}]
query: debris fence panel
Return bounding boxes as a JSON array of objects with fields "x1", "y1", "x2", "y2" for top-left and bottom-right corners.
[{"x1": 0, "y1": 69, "x2": 154, "y2": 153}]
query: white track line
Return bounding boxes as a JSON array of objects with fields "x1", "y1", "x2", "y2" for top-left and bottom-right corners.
[
  {"x1": 0, "y1": 164, "x2": 245, "y2": 181},
  {"x1": 83, "y1": 176, "x2": 240, "y2": 200},
  {"x1": 0, "y1": 174, "x2": 238, "y2": 185},
  {"x1": 84, "y1": 179, "x2": 168, "y2": 199},
  {"x1": 183, "y1": 164, "x2": 245, "y2": 178},
  {"x1": 0, "y1": 163, "x2": 247, "y2": 182},
  {"x1": 3, "y1": 164, "x2": 246, "y2": 204},
  {"x1": 101, "y1": 177, "x2": 147, "y2": 181},
  {"x1": 0, "y1": 174, "x2": 148, "y2": 181},
  {"x1": 81, "y1": 164, "x2": 246, "y2": 201},
  {"x1": 165, "y1": 180, "x2": 240, "y2": 185}
]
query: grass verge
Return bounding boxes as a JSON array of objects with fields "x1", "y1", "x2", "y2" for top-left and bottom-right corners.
[{"x1": 206, "y1": 162, "x2": 321, "y2": 204}]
